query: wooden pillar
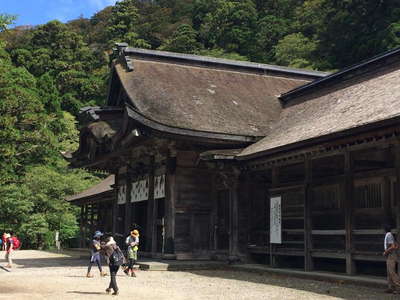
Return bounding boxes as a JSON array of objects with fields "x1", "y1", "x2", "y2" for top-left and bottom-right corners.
[
  {"x1": 395, "y1": 145, "x2": 400, "y2": 240},
  {"x1": 124, "y1": 172, "x2": 133, "y2": 238},
  {"x1": 229, "y1": 169, "x2": 240, "y2": 259},
  {"x1": 83, "y1": 204, "x2": 88, "y2": 247},
  {"x1": 112, "y1": 175, "x2": 119, "y2": 237},
  {"x1": 164, "y1": 152, "x2": 177, "y2": 254},
  {"x1": 270, "y1": 166, "x2": 279, "y2": 267},
  {"x1": 79, "y1": 205, "x2": 84, "y2": 248},
  {"x1": 344, "y1": 151, "x2": 356, "y2": 275},
  {"x1": 304, "y1": 157, "x2": 314, "y2": 271},
  {"x1": 146, "y1": 156, "x2": 155, "y2": 253}
]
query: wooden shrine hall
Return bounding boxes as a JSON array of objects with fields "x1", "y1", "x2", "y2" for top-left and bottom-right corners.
[{"x1": 67, "y1": 43, "x2": 400, "y2": 276}]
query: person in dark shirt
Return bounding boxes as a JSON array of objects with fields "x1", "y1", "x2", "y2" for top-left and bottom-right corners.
[{"x1": 86, "y1": 231, "x2": 106, "y2": 278}]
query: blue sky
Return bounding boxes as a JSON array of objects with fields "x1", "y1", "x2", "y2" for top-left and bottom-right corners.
[{"x1": 1, "y1": 0, "x2": 118, "y2": 27}]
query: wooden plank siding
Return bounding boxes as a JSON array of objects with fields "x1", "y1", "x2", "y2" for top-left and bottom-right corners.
[{"x1": 244, "y1": 141, "x2": 398, "y2": 275}]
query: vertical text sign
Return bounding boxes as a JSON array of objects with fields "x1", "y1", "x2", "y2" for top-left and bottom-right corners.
[{"x1": 270, "y1": 196, "x2": 282, "y2": 244}]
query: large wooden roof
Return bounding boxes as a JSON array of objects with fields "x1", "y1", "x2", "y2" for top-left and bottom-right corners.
[
  {"x1": 112, "y1": 47, "x2": 326, "y2": 139},
  {"x1": 239, "y1": 47, "x2": 400, "y2": 159}
]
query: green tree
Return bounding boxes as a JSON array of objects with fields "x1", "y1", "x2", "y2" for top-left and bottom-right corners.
[
  {"x1": 0, "y1": 13, "x2": 16, "y2": 32},
  {"x1": 274, "y1": 33, "x2": 317, "y2": 69},
  {"x1": 160, "y1": 23, "x2": 201, "y2": 53},
  {"x1": 199, "y1": 0, "x2": 258, "y2": 56}
]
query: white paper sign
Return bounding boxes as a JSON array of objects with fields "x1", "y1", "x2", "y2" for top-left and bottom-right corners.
[
  {"x1": 130, "y1": 178, "x2": 149, "y2": 202},
  {"x1": 154, "y1": 174, "x2": 165, "y2": 199},
  {"x1": 117, "y1": 184, "x2": 127, "y2": 204},
  {"x1": 270, "y1": 196, "x2": 282, "y2": 244}
]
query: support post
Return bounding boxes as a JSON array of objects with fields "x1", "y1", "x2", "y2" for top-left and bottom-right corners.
[
  {"x1": 79, "y1": 205, "x2": 84, "y2": 248},
  {"x1": 229, "y1": 169, "x2": 240, "y2": 259},
  {"x1": 395, "y1": 144, "x2": 400, "y2": 242},
  {"x1": 124, "y1": 172, "x2": 132, "y2": 239},
  {"x1": 270, "y1": 166, "x2": 279, "y2": 268},
  {"x1": 304, "y1": 157, "x2": 313, "y2": 271},
  {"x1": 112, "y1": 175, "x2": 118, "y2": 237},
  {"x1": 164, "y1": 152, "x2": 177, "y2": 254},
  {"x1": 146, "y1": 156, "x2": 155, "y2": 253},
  {"x1": 344, "y1": 151, "x2": 356, "y2": 275}
]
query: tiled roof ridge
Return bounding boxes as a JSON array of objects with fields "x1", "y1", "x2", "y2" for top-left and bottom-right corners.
[{"x1": 114, "y1": 43, "x2": 328, "y2": 79}]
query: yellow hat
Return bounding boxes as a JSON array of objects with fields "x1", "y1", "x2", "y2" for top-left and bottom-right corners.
[{"x1": 131, "y1": 230, "x2": 139, "y2": 236}]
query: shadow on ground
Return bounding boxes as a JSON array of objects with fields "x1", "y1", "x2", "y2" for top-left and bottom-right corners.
[{"x1": 183, "y1": 269, "x2": 392, "y2": 300}]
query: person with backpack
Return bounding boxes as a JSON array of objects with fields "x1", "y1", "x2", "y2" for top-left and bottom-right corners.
[
  {"x1": 86, "y1": 231, "x2": 107, "y2": 278},
  {"x1": 11, "y1": 233, "x2": 21, "y2": 250},
  {"x1": 124, "y1": 229, "x2": 139, "y2": 277},
  {"x1": 100, "y1": 236, "x2": 125, "y2": 296}
]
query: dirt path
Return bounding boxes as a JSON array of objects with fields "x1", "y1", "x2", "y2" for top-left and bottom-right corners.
[{"x1": 0, "y1": 250, "x2": 396, "y2": 299}]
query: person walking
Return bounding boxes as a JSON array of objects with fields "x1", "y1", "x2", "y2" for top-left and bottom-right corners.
[
  {"x1": 86, "y1": 231, "x2": 107, "y2": 278},
  {"x1": 124, "y1": 230, "x2": 139, "y2": 277},
  {"x1": 100, "y1": 236, "x2": 125, "y2": 296},
  {"x1": 4, "y1": 233, "x2": 13, "y2": 268},
  {"x1": 383, "y1": 224, "x2": 400, "y2": 294},
  {"x1": 2, "y1": 233, "x2": 6, "y2": 251}
]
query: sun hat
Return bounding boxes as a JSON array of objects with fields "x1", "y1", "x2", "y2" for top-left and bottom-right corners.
[
  {"x1": 93, "y1": 231, "x2": 103, "y2": 238},
  {"x1": 131, "y1": 230, "x2": 139, "y2": 236}
]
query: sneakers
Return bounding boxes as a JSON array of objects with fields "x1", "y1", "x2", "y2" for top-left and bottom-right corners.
[
  {"x1": 112, "y1": 290, "x2": 119, "y2": 296},
  {"x1": 101, "y1": 271, "x2": 107, "y2": 277},
  {"x1": 123, "y1": 269, "x2": 129, "y2": 276},
  {"x1": 131, "y1": 271, "x2": 136, "y2": 277},
  {"x1": 105, "y1": 288, "x2": 111, "y2": 294},
  {"x1": 86, "y1": 273, "x2": 94, "y2": 278}
]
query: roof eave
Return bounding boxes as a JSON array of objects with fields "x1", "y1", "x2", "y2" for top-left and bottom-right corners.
[
  {"x1": 125, "y1": 105, "x2": 258, "y2": 144},
  {"x1": 238, "y1": 116, "x2": 400, "y2": 161}
]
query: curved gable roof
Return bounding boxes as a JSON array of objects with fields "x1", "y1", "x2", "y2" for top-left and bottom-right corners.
[{"x1": 112, "y1": 48, "x2": 326, "y2": 138}]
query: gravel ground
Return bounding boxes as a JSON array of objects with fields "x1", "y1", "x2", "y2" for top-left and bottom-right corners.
[{"x1": 0, "y1": 250, "x2": 397, "y2": 300}]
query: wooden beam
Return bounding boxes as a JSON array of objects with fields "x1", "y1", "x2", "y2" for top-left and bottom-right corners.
[
  {"x1": 111, "y1": 175, "x2": 118, "y2": 237},
  {"x1": 304, "y1": 158, "x2": 313, "y2": 271},
  {"x1": 229, "y1": 169, "x2": 240, "y2": 259},
  {"x1": 124, "y1": 172, "x2": 132, "y2": 239},
  {"x1": 395, "y1": 144, "x2": 400, "y2": 245},
  {"x1": 79, "y1": 205, "x2": 84, "y2": 248},
  {"x1": 164, "y1": 154, "x2": 177, "y2": 254},
  {"x1": 344, "y1": 151, "x2": 356, "y2": 275},
  {"x1": 146, "y1": 156, "x2": 155, "y2": 253}
]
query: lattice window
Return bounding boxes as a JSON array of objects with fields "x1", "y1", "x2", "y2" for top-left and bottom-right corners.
[
  {"x1": 312, "y1": 184, "x2": 340, "y2": 210},
  {"x1": 354, "y1": 182, "x2": 382, "y2": 208}
]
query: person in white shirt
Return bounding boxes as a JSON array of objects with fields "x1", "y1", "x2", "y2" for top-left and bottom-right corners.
[{"x1": 383, "y1": 224, "x2": 400, "y2": 294}]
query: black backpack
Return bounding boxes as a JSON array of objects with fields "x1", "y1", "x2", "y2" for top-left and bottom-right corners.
[{"x1": 110, "y1": 247, "x2": 125, "y2": 266}]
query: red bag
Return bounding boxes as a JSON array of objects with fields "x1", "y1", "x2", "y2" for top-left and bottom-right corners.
[{"x1": 11, "y1": 236, "x2": 21, "y2": 249}]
